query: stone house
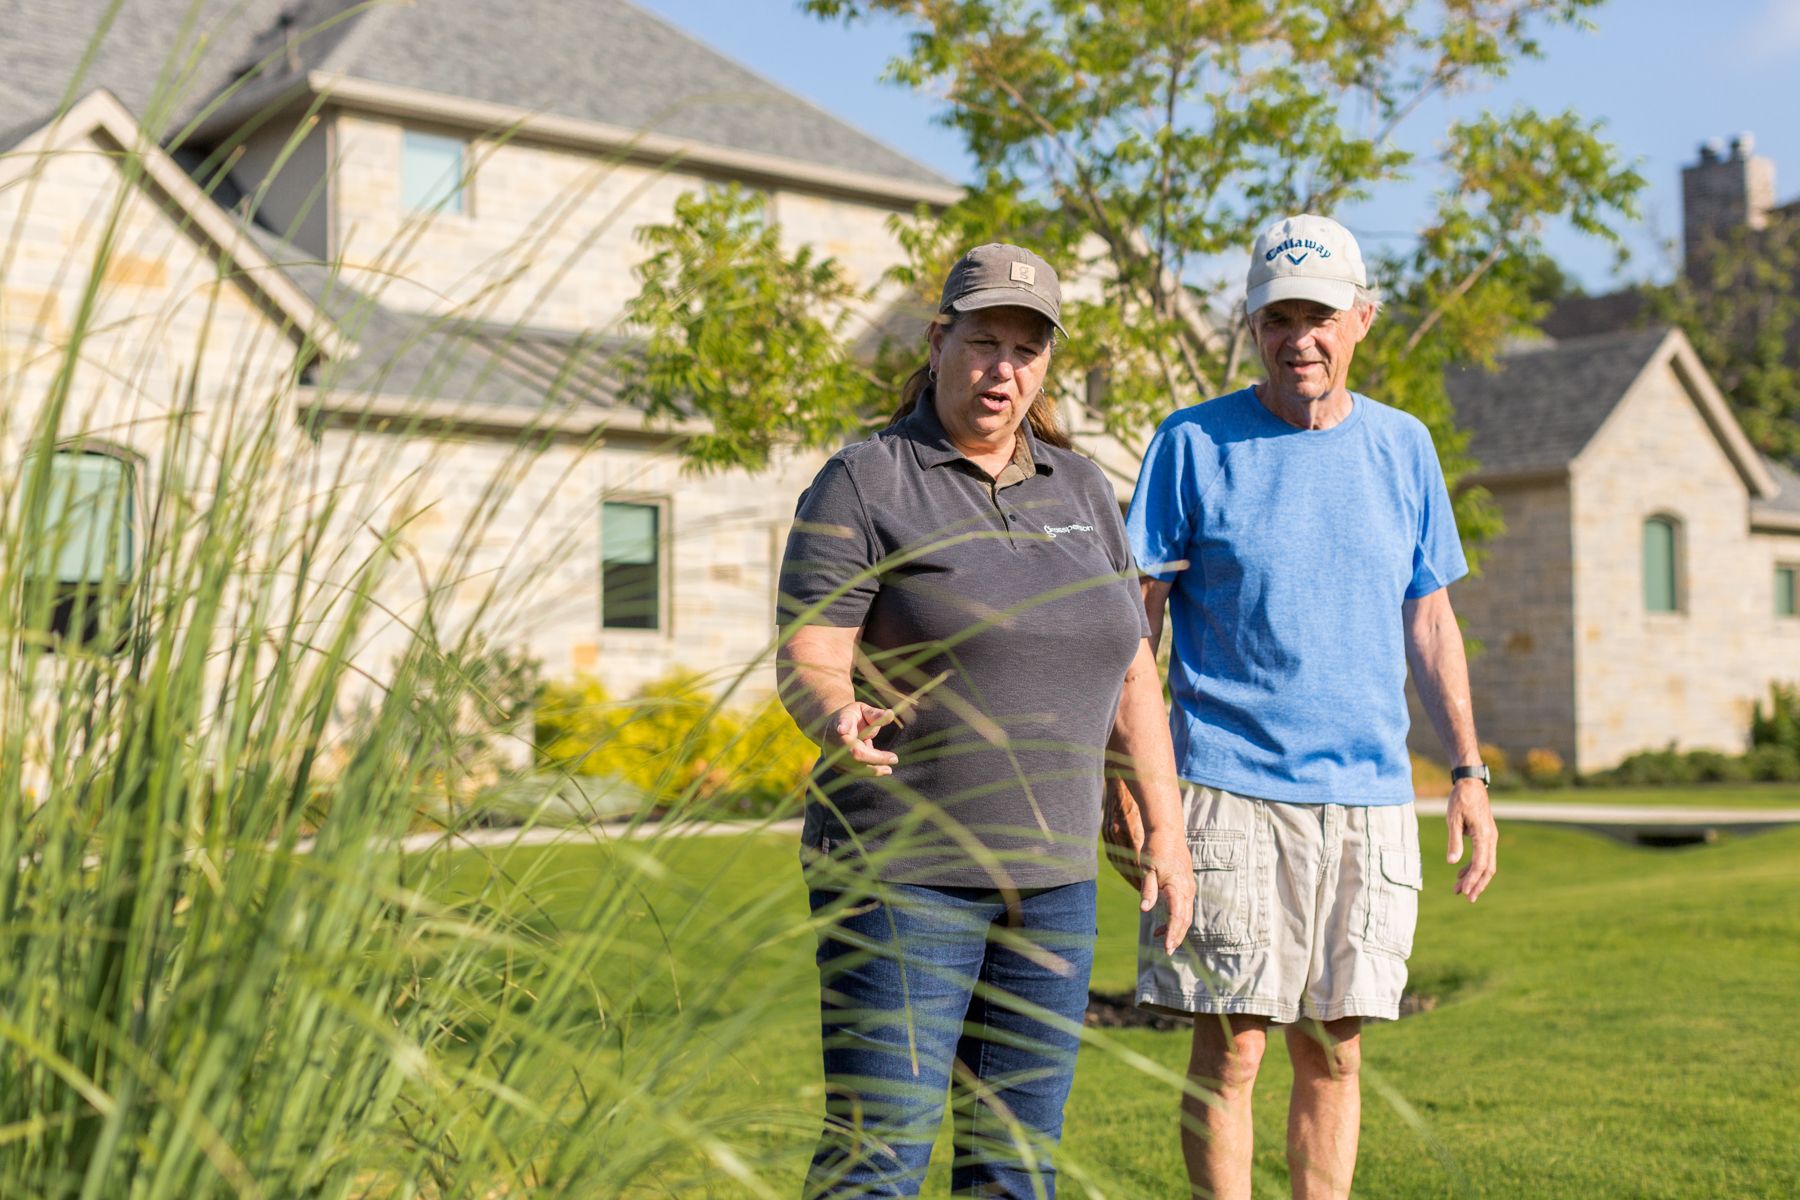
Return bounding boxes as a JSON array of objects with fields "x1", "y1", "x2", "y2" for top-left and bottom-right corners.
[
  {"x1": 0, "y1": 0, "x2": 1003, "y2": 705},
  {"x1": 1435, "y1": 134, "x2": 1800, "y2": 773},
  {"x1": 1443, "y1": 326, "x2": 1800, "y2": 773},
  {"x1": 6, "y1": 2, "x2": 1794, "y2": 773}
]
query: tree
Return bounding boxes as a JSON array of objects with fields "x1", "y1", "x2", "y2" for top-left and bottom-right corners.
[
  {"x1": 788, "y1": 0, "x2": 1643, "y2": 551},
  {"x1": 1650, "y1": 214, "x2": 1800, "y2": 464},
  {"x1": 621, "y1": 185, "x2": 880, "y2": 472}
]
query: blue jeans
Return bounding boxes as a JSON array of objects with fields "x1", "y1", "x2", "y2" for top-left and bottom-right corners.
[{"x1": 804, "y1": 880, "x2": 1097, "y2": 1199}]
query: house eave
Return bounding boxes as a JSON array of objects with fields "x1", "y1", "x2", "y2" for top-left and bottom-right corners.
[
  {"x1": 1750, "y1": 511, "x2": 1800, "y2": 535},
  {"x1": 1459, "y1": 465, "x2": 1572, "y2": 490},
  {"x1": 195, "y1": 72, "x2": 963, "y2": 210},
  {"x1": 295, "y1": 388, "x2": 709, "y2": 440}
]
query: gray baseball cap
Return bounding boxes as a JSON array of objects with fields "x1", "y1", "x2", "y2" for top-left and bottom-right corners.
[{"x1": 939, "y1": 243, "x2": 1068, "y2": 336}]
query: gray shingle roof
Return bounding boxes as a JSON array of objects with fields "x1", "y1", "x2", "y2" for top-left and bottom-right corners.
[
  {"x1": 1, "y1": 0, "x2": 952, "y2": 191},
  {"x1": 224, "y1": 0, "x2": 951, "y2": 188},
  {"x1": 237, "y1": 227, "x2": 633, "y2": 412},
  {"x1": 1541, "y1": 289, "x2": 1651, "y2": 342},
  {"x1": 0, "y1": 0, "x2": 290, "y2": 141},
  {"x1": 1754, "y1": 456, "x2": 1800, "y2": 522},
  {"x1": 1445, "y1": 327, "x2": 1673, "y2": 479}
]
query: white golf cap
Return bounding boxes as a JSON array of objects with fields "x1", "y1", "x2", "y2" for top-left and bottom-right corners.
[{"x1": 1245, "y1": 214, "x2": 1367, "y2": 315}]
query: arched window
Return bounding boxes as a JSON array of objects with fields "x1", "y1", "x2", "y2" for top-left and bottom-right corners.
[{"x1": 1642, "y1": 515, "x2": 1680, "y2": 614}]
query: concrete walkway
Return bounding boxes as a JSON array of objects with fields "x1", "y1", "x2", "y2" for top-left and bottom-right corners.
[
  {"x1": 374, "y1": 800, "x2": 1800, "y2": 857},
  {"x1": 1415, "y1": 796, "x2": 1800, "y2": 842}
]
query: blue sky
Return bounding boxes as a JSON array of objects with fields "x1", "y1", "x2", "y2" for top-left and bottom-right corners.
[{"x1": 637, "y1": 0, "x2": 1800, "y2": 295}]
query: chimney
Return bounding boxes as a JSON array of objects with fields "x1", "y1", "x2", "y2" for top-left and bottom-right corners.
[{"x1": 1681, "y1": 132, "x2": 1776, "y2": 272}]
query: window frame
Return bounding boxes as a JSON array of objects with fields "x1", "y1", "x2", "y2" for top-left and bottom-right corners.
[
  {"x1": 1777, "y1": 563, "x2": 1798, "y2": 620},
  {"x1": 1641, "y1": 513, "x2": 1683, "y2": 616},
  {"x1": 399, "y1": 128, "x2": 473, "y2": 217},
  {"x1": 600, "y1": 496, "x2": 670, "y2": 635},
  {"x1": 23, "y1": 441, "x2": 144, "y2": 651}
]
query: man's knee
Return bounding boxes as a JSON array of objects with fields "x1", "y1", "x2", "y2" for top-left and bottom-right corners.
[
  {"x1": 1189, "y1": 1015, "x2": 1269, "y2": 1094},
  {"x1": 1289, "y1": 1018, "x2": 1361, "y2": 1083}
]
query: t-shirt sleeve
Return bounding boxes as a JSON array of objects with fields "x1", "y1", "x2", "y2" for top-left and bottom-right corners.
[
  {"x1": 777, "y1": 456, "x2": 880, "y2": 627},
  {"x1": 1090, "y1": 469, "x2": 1153, "y2": 639},
  {"x1": 1407, "y1": 432, "x2": 1470, "y2": 599},
  {"x1": 1126, "y1": 418, "x2": 1201, "y2": 581}
]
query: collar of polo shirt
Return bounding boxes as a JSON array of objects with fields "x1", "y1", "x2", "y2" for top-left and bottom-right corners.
[{"x1": 901, "y1": 400, "x2": 1055, "y2": 478}]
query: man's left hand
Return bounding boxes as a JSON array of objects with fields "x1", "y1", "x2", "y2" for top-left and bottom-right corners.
[{"x1": 1444, "y1": 779, "x2": 1498, "y2": 902}]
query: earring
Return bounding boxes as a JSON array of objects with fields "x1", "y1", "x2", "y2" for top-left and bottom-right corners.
[{"x1": 928, "y1": 367, "x2": 938, "y2": 382}]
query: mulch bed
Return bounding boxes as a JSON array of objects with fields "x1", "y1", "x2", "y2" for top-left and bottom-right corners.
[{"x1": 1084, "y1": 989, "x2": 1438, "y2": 1030}]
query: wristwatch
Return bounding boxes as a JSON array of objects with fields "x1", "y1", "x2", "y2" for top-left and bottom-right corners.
[{"x1": 1451, "y1": 763, "x2": 1491, "y2": 786}]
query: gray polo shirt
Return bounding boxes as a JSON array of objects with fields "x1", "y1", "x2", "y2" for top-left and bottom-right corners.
[{"x1": 779, "y1": 400, "x2": 1150, "y2": 888}]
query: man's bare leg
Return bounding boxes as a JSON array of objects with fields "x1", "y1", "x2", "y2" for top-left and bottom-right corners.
[
  {"x1": 1284, "y1": 1017, "x2": 1362, "y2": 1200},
  {"x1": 1183, "y1": 1014, "x2": 1270, "y2": 1200}
]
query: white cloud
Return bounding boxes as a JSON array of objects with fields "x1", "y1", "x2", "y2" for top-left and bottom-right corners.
[{"x1": 1739, "y1": 0, "x2": 1800, "y2": 64}]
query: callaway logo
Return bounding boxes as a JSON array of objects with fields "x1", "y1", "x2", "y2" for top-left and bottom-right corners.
[
  {"x1": 1042, "y1": 522, "x2": 1095, "y2": 539},
  {"x1": 1265, "y1": 237, "x2": 1333, "y2": 267}
]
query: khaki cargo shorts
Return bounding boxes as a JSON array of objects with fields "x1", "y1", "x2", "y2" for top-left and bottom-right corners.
[{"x1": 1136, "y1": 784, "x2": 1423, "y2": 1024}]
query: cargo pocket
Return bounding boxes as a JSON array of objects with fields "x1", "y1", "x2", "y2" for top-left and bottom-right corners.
[
  {"x1": 1362, "y1": 843, "x2": 1423, "y2": 960},
  {"x1": 1187, "y1": 829, "x2": 1260, "y2": 949}
]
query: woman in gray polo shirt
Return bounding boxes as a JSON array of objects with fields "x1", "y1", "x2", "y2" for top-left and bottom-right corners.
[{"x1": 777, "y1": 244, "x2": 1193, "y2": 1198}]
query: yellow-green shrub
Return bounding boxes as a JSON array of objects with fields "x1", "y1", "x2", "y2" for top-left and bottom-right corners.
[
  {"x1": 536, "y1": 671, "x2": 815, "y2": 814},
  {"x1": 1522, "y1": 747, "x2": 1567, "y2": 788}
]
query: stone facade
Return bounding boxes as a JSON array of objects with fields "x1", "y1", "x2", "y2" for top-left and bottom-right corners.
[
  {"x1": 1447, "y1": 479, "x2": 1577, "y2": 763},
  {"x1": 306, "y1": 110, "x2": 915, "y2": 333},
  {"x1": 0, "y1": 120, "x2": 307, "y2": 480},
  {"x1": 1453, "y1": 341, "x2": 1800, "y2": 773},
  {"x1": 1571, "y1": 356, "x2": 1770, "y2": 767}
]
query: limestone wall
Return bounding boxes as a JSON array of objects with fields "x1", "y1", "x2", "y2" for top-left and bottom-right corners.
[
  {"x1": 321, "y1": 111, "x2": 915, "y2": 333},
  {"x1": 1439, "y1": 478, "x2": 1578, "y2": 765},
  {"x1": 1569, "y1": 359, "x2": 1765, "y2": 770},
  {"x1": 0, "y1": 126, "x2": 306, "y2": 475},
  {"x1": 310, "y1": 423, "x2": 831, "y2": 700}
]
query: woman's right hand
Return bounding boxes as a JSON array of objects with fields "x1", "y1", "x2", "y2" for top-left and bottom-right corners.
[
  {"x1": 826, "y1": 702, "x2": 901, "y2": 776},
  {"x1": 1101, "y1": 782, "x2": 1146, "y2": 889}
]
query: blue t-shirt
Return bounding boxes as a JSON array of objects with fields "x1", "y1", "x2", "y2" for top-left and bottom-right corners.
[{"x1": 1127, "y1": 387, "x2": 1468, "y2": 804}]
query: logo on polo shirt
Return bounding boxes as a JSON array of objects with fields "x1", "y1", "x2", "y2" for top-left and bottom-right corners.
[{"x1": 1042, "y1": 522, "x2": 1095, "y2": 539}]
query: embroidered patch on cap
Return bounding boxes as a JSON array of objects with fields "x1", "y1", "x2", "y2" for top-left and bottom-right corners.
[{"x1": 1010, "y1": 261, "x2": 1036, "y2": 285}]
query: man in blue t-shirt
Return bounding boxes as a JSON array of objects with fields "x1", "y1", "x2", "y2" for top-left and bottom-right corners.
[{"x1": 1108, "y1": 214, "x2": 1499, "y2": 1200}]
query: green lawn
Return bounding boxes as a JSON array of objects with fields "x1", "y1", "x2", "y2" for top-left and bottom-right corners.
[{"x1": 460, "y1": 812, "x2": 1800, "y2": 1197}]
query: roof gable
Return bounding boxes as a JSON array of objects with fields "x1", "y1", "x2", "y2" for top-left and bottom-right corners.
[
  {"x1": 1446, "y1": 326, "x2": 1775, "y2": 498},
  {"x1": 1445, "y1": 327, "x2": 1672, "y2": 481},
  {"x1": 0, "y1": 89, "x2": 348, "y2": 361}
]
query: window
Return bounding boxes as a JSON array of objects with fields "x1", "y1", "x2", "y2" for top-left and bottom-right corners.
[
  {"x1": 400, "y1": 130, "x2": 468, "y2": 215},
  {"x1": 1778, "y1": 565, "x2": 1797, "y2": 618},
  {"x1": 602, "y1": 501, "x2": 662, "y2": 630},
  {"x1": 26, "y1": 448, "x2": 137, "y2": 647},
  {"x1": 1642, "y1": 515, "x2": 1680, "y2": 614}
]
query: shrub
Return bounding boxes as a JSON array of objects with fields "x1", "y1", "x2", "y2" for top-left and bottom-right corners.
[
  {"x1": 1521, "y1": 747, "x2": 1567, "y2": 788},
  {"x1": 1750, "y1": 682, "x2": 1800, "y2": 753},
  {"x1": 535, "y1": 671, "x2": 816, "y2": 816},
  {"x1": 1684, "y1": 748, "x2": 1754, "y2": 784},
  {"x1": 1606, "y1": 744, "x2": 1700, "y2": 786},
  {"x1": 1744, "y1": 743, "x2": 1800, "y2": 783},
  {"x1": 1410, "y1": 752, "x2": 1450, "y2": 795},
  {"x1": 1478, "y1": 741, "x2": 1522, "y2": 789}
]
